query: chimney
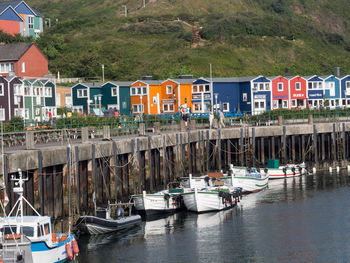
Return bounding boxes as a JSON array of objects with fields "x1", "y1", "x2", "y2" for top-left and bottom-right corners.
[
  {"x1": 285, "y1": 68, "x2": 290, "y2": 76},
  {"x1": 334, "y1": 67, "x2": 340, "y2": 77},
  {"x1": 178, "y1": 74, "x2": 193, "y2": 79},
  {"x1": 142, "y1": 76, "x2": 152, "y2": 80}
]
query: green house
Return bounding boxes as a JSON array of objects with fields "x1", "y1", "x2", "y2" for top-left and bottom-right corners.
[
  {"x1": 23, "y1": 78, "x2": 45, "y2": 122},
  {"x1": 101, "y1": 81, "x2": 131, "y2": 115},
  {"x1": 72, "y1": 83, "x2": 103, "y2": 114}
]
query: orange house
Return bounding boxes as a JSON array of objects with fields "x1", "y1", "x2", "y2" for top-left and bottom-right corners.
[
  {"x1": 172, "y1": 78, "x2": 194, "y2": 112},
  {"x1": 130, "y1": 80, "x2": 162, "y2": 114}
]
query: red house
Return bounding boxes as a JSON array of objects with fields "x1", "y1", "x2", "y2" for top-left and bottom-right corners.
[
  {"x1": 0, "y1": 42, "x2": 48, "y2": 78},
  {"x1": 288, "y1": 76, "x2": 307, "y2": 109},
  {"x1": 270, "y1": 76, "x2": 290, "y2": 109}
]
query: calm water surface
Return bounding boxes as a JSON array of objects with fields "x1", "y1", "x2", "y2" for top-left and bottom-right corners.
[{"x1": 77, "y1": 172, "x2": 350, "y2": 263}]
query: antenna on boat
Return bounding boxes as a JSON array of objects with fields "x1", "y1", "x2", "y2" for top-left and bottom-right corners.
[{"x1": 8, "y1": 169, "x2": 40, "y2": 219}]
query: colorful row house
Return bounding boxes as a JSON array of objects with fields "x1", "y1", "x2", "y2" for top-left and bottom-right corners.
[
  {"x1": 0, "y1": 0, "x2": 43, "y2": 37},
  {"x1": 0, "y1": 76, "x2": 56, "y2": 122}
]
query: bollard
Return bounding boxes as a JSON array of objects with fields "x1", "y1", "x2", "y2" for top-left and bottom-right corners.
[
  {"x1": 312, "y1": 167, "x2": 316, "y2": 173},
  {"x1": 103, "y1": 125, "x2": 111, "y2": 140},
  {"x1": 81, "y1": 127, "x2": 89, "y2": 143},
  {"x1": 153, "y1": 122, "x2": 161, "y2": 134},
  {"x1": 347, "y1": 165, "x2": 350, "y2": 172},
  {"x1": 180, "y1": 120, "x2": 186, "y2": 132},
  {"x1": 336, "y1": 166, "x2": 340, "y2": 173},
  {"x1": 138, "y1": 122, "x2": 146, "y2": 136},
  {"x1": 329, "y1": 167, "x2": 332, "y2": 173},
  {"x1": 25, "y1": 131, "x2": 35, "y2": 150}
]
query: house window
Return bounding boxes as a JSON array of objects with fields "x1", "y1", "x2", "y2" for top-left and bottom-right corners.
[
  {"x1": 295, "y1": 82, "x2": 301, "y2": 91},
  {"x1": 132, "y1": 104, "x2": 144, "y2": 113},
  {"x1": 346, "y1": 81, "x2": 350, "y2": 89},
  {"x1": 253, "y1": 83, "x2": 258, "y2": 90},
  {"x1": 0, "y1": 84, "x2": 4, "y2": 96},
  {"x1": 0, "y1": 63, "x2": 14, "y2": 73},
  {"x1": 131, "y1": 87, "x2": 136, "y2": 95},
  {"x1": 192, "y1": 85, "x2": 198, "y2": 93},
  {"x1": 259, "y1": 83, "x2": 264, "y2": 91},
  {"x1": 14, "y1": 84, "x2": 22, "y2": 95},
  {"x1": 21, "y1": 62, "x2": 25, "y2": 73},
  {"x1": 283, "y1": 100, "x2": 288, "y2": 108},
  {"x1": 193, "y1": 102, "x2": 202, "y2": 112},
  {"x1": 166, "y1": 85, "x2": 172, "y2": 95},
  {"x1": 108, "y1": 104, "x2": 119, "y2": 110},
  {"x1": 14, "y1": 108, "x2": 29, "y2": 119},
  {"x1": 205, "y1": 85, "x2": 210, "y2": 92},
  {"x1": 111, "y1": 87, "x2": 118, "y2": 96},
  {"x1": 242, "y1": 93, "x2": 247, "y2": 102},
  {"x1": 163, "y1": 103, "x2": 174, "y2": 113},
  {"x1": 73, "y1": 106, "x2": 83, "y2": 113},
  {"x1": 278, "y1": 83, "x2": 283, "y2": 91},
  {"x1": 143, "y1": 87, "x2": 147, "y2": 94},
  {"x1": 273, "y1": 100, "x2": 278, "y2": 109},
  {"x1": 327, "y1": 81, "x2": 335, "y2": 96},
  {"x1": 0, "y1": 108, "x2": 5, "y2": 121},
  {"x1": 223, "y1": 103, "x2": 229, "y2": 112},
  {"x1": 291, "y1": 99, "x2": 296, "y2": 107},
  {"x1": 77, "y1": 89, "x2": 88, "y2": 98},
  {"x1": 28, "y1": 16, "x2": 34, "y2": 29},
  {"x1": 265, "y1": 83, "x2": 270, "y2": 90}
]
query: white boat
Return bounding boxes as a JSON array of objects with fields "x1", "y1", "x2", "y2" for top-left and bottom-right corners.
[
  {"x1": 0, "y1": 170, "x2": 79, "y2": 263},
  {"x1": 132, "y1": 174, "x2": 211, "y2": 215},
  {"x1": 182, "y1": 186, "x2": 242, "y2": 213},
  {"x1": 132, "y1": 189, "x2": 184, "y2": 215},
  {"x1": 267, "y1": 163, "x2": 307, "y2": 179},
  {"x1": 227, "y1": 165, "x2": 269, "y2": 193}
]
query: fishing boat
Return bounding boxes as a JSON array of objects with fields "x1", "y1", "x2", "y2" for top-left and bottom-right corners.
[
  {"x1": 267, "y1": 162, "x2": 306, "y2": 179},
  {"x1": 226, "y1": 165, "x2": 269, "y2": 193},
  {"x1": 0, "y1": 233, "x2": 33, "y2": 263},
  {"x1": 75, "y1": 203, "x2": 141, "y2": 235},
  {"x1": 132, "y1": 175, "x2": 211, "y2": 215},
  {"x1": 182, "y1": 186, "x2": 242, "y2": 213},
  {"x1": 0, "y1": 170, "x2": 79, "y2": 263}
]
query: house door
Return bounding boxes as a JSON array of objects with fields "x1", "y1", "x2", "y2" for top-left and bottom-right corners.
[{"x1": 254, "y1": 99, "x2": 266, "y2": 114}]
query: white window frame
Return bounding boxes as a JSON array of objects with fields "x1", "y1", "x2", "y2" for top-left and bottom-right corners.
[
  {"x1": 192, "y1": 85, "x2": 198, "y2": 93},
  {"x1": 205, "y1": 84, "x2": 210, "y2": 92},
  {"x1": 108, "y1": 104, "x2": 119, "y2": 110},
  {"x1": 291, "y1": 99, "x2": 296, "y2": 107},
  {"x1": 0, "y1": 83, "x2": 4, "y2": 96},
  {"x1": 132, "y1": 104, "x2": 144, "y2": 113},
  {"x1": 21, "y1": 62, "x2": 25, "y2": 73},
  {"x1": 222, "y1": 102, "x2": 229, "y2": 112},
  {"x1": 273, "y1": 100, "x2": 278, "y2": 109},
  {"x1": 111, "y1": 87, "x2": 118, "y2": 97},
  {"x1": 295, "y1": 82, "x2": 301, "y2": 91},
  {"x1": 327, "y1": 81, "x2": 335, "y2": 96},
  {"x1": 283, "y1": 100, "x2": 288, "y2": 108},
  {"x1": 346, "y1": 81, "x2": 350, "y2": 90},
  {"x1": 277, "y1": 83, "x2": 283, "y2": 92},
  {"x1": 192, "y1": 102, "x2": 202, "y2": 113},
  {"x1": 14, "y1": 84, "x2": 22, "y2": 96},
  {"x1": 166, "y1": 85, "x2": 172, "y2": 95},
  {"x1": 28, "y1": 16, "x2": 34, "y2": 29},
  {"x1": 242, "y1": 93, "x2": 247, "y2": 102},
  {"x1": 0, "y1": 108, "x2": 5, "y2": 121},
  {"x1": 163, "y1": 103, "x2": 174, "y2": 113},
  {"x1": 73, "y1": 106, "x2": 84, "y2": 113},
  {"x1": 77, "y1": 89, "x2": 88, "y2": 98}
]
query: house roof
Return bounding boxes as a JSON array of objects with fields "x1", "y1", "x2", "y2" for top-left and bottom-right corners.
[
  {"x1": 0, "y1": 42, "x2": 34, "y2": 61},
  {"x1": 168, "y1": 78, "x2": 194, "y2": 84},
  {"x1": 108, "y1": 81, "x2": 132, "y2": 86},
  {"x1": 1, "y1": 0, "x2": 43, "y2": 17}
]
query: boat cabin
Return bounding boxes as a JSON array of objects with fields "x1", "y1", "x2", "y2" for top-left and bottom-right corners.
[{"x1": 0, "y1": 216, "x2": 53, "y2": 245}]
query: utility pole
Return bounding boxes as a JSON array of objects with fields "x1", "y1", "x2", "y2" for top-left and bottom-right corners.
[
  {"x1": 102, "y1": 64, "x2": 105, "y2": 83},
  {"x1": 122, "y1": 5, "x2": 127, "y2": 17}
]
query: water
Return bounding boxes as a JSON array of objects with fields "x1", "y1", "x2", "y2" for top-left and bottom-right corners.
[{"x1": 77, "y1": 172, "x2": 350, "y2": 263}]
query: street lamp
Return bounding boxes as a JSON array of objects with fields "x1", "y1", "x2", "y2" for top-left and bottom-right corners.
[{"x1": 214, "y1": 93, "x2": 218, "y2": 114}]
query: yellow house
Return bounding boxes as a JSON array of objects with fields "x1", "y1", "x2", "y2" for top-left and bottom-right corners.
[{"x1": 55, "y1": 86, "x2": 72, "y2": 108}]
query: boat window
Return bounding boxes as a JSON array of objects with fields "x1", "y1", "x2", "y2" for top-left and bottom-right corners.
[
  {"x1": 2, "y1": 226, "x2": 17, "y2": 235},
  {"x1": 44, "y1": 223, "x2": 50, "y2": 235},
  {"x1": 37, "y1": 225, "x2": 42, "y2": 237},
  {"x1": 21, "y1": 226, "x2": 34, "y2": 237}
]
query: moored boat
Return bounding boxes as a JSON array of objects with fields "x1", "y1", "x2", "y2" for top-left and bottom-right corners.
[
  {"x1": 0, "y1": 170, "x2": 79, "y2": 263},
  {"x1": 267, "y1": 163, "x2": 306, "y2": 179},
  {"x1": 75, "y1": 203, "x2": 141, "y2": 235},
  {"x1": 227, "y1": 165, "x2": 269, "y2": 193},
  {"x1": 182, "y1": 187, "x2": 242, "y2": 213}
]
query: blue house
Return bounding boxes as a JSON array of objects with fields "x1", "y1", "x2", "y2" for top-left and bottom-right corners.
[
  {"x1": 212, "y1": 77, "x2": 241, "y2": 113},
  {"x1": 72, "y1": 82, "x2": 103, "y2": 114},
  {"x1": 341, "y1": 75, "x2": 350, "y2": 108},
  {"x1": 323, "y1": 75, "x2": 341, "y2": 109},
  {"x1": 306, "y1": 76, "x2": 324, "y2": 109},
  {"x1": 191, "y1": 77, "x2": 212, "y2": 113}
]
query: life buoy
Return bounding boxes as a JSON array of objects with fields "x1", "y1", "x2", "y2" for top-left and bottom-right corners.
[
  {"x1": 59, "y1": 234, "x2": 67, "y2": 243},
  {"x1": 72, "y1": 240, "x2": 79, "y2": 255},
  {"x1": 52, "y1": 233, "x2": 57, "y2": 243},
  {"x1": 5, "y1": 234, "x2": 20, "y2": 240},
  {"x1": 65, "y1": 243, "x2": 73, "y2": 260}
]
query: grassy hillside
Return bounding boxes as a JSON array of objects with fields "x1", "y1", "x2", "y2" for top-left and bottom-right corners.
[{"x1": 24, "y1": 0, "x2": 350, "y2": 80}]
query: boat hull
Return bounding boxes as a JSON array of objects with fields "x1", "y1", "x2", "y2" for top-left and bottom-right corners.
[
  {"x1": 268, "y1": 167, "x2": 306, "y2": 179},
  {"x1": 76, "y1": 215, "x2": 141, "y2": 235},
  {"x1": 133, "y1": 194, "x2": 182, "y2": 215},
  {"x1": 230, "y1": 175, "x2": 269, "y2": 193},
  {"x1": 31, "y1": 234, "x2": 75, "y2": 263},
  {"x1": 182, "y1": 191, "x2": 236, "y2": 213}
]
